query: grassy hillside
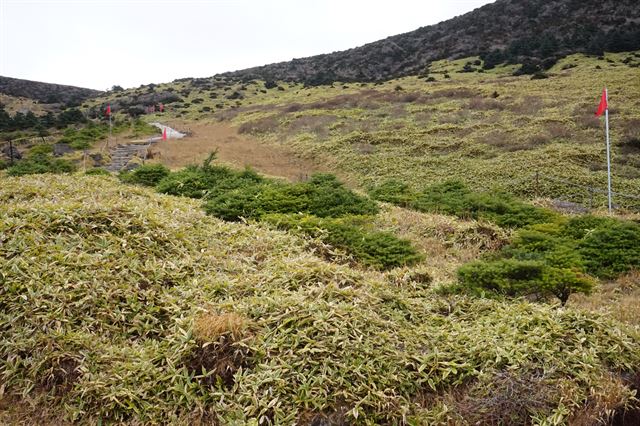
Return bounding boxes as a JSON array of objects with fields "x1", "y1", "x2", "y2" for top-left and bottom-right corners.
[
  {"x1": 1, "y1": 173, "x2": 639, "y2": 424},
  {"x1": 90, "y1": 51, "x2": 640, "y2": 212}
]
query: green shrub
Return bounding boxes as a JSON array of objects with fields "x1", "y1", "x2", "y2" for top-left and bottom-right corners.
[
  {"x1": 458, "y1": 259, "x2": 593, "y2": 305},
  {"x1": 203, "y1": 182, "x2": 267, "y2": 221},
  {"x1": 577, "y1": 219, "x2": 640, "y2": 279},
  {"x1": 562, "y1": 215, "x2": 615, "y2": 239},
  {"x1": 6, "y1": 153, "x2": 76, "y2": 176},
  {"x1": 85, "y1": 168, "x2": 111, "y2": 176},
  {"x1": 28, "y1": 144, "x2": 54, "y2": 156},
  {"x1": 264, "y1": 214, "x2": 423, "y2": 270},
  {"x1": 410, "y1": 180, "x2": 556, "y2": 228},
  {"x1": 58, "y1": 124, "x2": 109, "y2": 150},
  {"x1": 411, "y1": 180, "x2": 471, "y2": 216},
  {"x1": 157, "y1": 164, "x2": 263, "y2": 199},
  {"x1": 303, "y1": 174, "x2": 378, "y2": 217},
  {"x1": 203, "y1": 173, "x2": 377, "y2": 222},
  {"x1": 157, "y1": 166, "x2": 229, "y2": 198},
  {"x1": 120, "y1": 163, "x2": 170, "y2": 187},
  {"x1": 368, "y1": 179, "x2": 415, "y2": 206}
]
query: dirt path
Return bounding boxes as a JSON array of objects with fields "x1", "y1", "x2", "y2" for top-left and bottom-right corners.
[{"x1": 149, "y1": 121, "x2": 324, "y2": 181}]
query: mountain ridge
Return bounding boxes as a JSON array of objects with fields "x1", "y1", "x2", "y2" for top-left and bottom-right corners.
[
  {"x1": 0, "y1": 75, "x2": 101, "y2": 107},
  {"x1": 220, "y1": 0, "x2": 640, "y2": 85}
]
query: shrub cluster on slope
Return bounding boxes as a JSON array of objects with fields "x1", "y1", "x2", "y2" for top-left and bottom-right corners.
[
  {"x1": 127, "y1": 156, "x2": 417, "y2": 270},
  {"x1": 1, "y1": 174, "x2": 639, "y2": 424},
  {"x1": 6, "y1": 152, "x2": 76, "y2": 176},
  {"x1": 457, "y1": 215, "x2": 640, "y2": 304},
  {"x1": 370, "y1": 180, "x2": 640, "y2": 304},
  {"x1": 369, "y1": 179, "x2": 556, "y2": 228}
]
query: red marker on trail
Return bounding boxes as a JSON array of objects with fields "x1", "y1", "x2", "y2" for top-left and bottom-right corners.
[{"x1": 162, "y1": 127, "x2": 167, "y2": 141}]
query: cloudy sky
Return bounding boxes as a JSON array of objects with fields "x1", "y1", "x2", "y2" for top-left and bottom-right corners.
[{"x1": 1, "y1": 0, "x2": 494, "y2": 90}]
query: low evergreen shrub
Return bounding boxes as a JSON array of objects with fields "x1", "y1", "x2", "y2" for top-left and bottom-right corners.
[
  {"x1": 6, "y1": 153, "x2": 76, "y2": 176},
  {"x1": 85, "y1": 168, "x2": 111, "y2": 176},
  {"x1": 120, "y1": 163, "x2": 170, "y2": 187},
  {"x1": 28, "y1": 144, "x2": 54, "y2": 156},
  {"x1": 264, "y1": 214, "x2": 423, "y2": 270},
  {"x1": 409, "y1": 180, "x2": 556, "y2": 228},
  {"x1": 577, "y1": 219, "x2": 640, "y2": 279},
  {"x1": 458, "y1": 258, "x2": 593, "y2": 305},
  {"x1": 203, "y1": 174, "x2": 378, "y2": 221}
]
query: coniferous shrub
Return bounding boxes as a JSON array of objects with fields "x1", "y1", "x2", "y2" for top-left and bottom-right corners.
[
  {"x1": 264, "y1": 214, "x2": 423, "y2": 270},
  {"x1": 203, "y1": 174, "x2": 378, "y2": 221},
  {"x1": 120, "y1": 163, "x2": 170, "y2": 187},
  {"x1": 85, "y1": 168, "x2": 111, "y2": 176},
  {"x1": 576, "y1": 219, "x2": 640, "y2": 279},
  {"x1": 6, "y1": 153, "x2": 76, "y2": 176},
  {"x1": 409, "y1": 180, "x2": 556, "y2": 228},
  {"x1": 457, "y1": 258, "x2": 593, "y2": 305}
]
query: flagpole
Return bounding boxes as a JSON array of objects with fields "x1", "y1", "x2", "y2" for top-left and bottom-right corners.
[
  {"x1": 109, "y1": 110, "x2": 112, "y2": 148},
  {"x1": 605, "y1": 88, "x2": 612, "y2": 214}
]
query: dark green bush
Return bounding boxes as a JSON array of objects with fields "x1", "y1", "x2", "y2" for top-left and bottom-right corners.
[
  {"x1": 577, "y1": 219, "x2": 640, "y2": 279},
  {"x1": 456, "y1": 214, "x2": 639, "y2": 304},
  {"x1": 411, "y1": 180, "x2": 471, "y2": 216},
  {"x1": 120, "y1": 163, "x2": 170, "y2": 187},
  {"x1": 85, "y1": 168, "x2": 111, "y2": 176},
  {"x1": 157, "y1": 163, "x2": 264, "y2": 200},
  {"x1": 157, "y1": 166, "x2": 231, "y2": 198},
  {"x1": 6, "y1": 153, "x2": 76, "y2": 176},
  {"x1": 458, "y1": 258, "x2": 593, "y2": 305},
  {"x1": 58, "y1": 125, "x2": 108, "y2": 150},
  {"x1": 28, "y1": 144, "x2": 54, "y2": 156},
  {"x1": 264, "y1": 214, "x2": 423, "y2": 270},
  {"x1": 203, "y1": 173, "x2": 377, "y2": 221},
  {"x1": 303, "y1": 174, "x2": 378, "y2": 218},
  {"x1": 410, "y1": 180, "x2": 556, "y2": 228},
  {"x1": 203, "y1": 183, "x2": 267, "y2": 221},
  {"x1": 562, "y1": 215, "x2": 614, "y2": 239}
]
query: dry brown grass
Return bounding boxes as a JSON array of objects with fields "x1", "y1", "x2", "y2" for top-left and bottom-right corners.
[
  {"x1": 189, "y1": 312, "x2": 254, "y2": 389},
  {"x1": 148, "y1": 121, "x2": 325, "y2": 181},
  {"x1": 546, "y1": 122, "x2": 573, "y2": 140},
  {"x1": 374, "y1": 205, "x2": 510, "y2": 285},
  {"x1": 570, "y1": 270, "x2": 640, "y2": 326},
  {"x1": 509, "y1": 95, "x2": 545, "y2": 115},
  {"x1": 468, "y1": 97, "x2": 505, "y2": 111},
  {"x1": 569, "y1": 373, "x2": 636, "y2": 426},
  {"x1": 193, "y1": 312, "x2": 251, "y2": 343}
]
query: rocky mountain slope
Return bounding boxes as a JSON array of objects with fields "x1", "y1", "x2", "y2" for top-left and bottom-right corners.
[
  {"x1": 221, "y1": 0, "x2": 640, "y2": 85},
  {"x1": 0, "y1": 76, "x2": 101, "y2": 107}
]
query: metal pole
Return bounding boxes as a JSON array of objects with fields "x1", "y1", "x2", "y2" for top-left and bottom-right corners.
[{"x1": 605, "y1": 88, "x2": 612, "y2": 214}]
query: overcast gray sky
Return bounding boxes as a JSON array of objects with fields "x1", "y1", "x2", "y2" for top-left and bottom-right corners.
[{"x1": 1, "y1": 0, "x2": 494, "y2": 90}]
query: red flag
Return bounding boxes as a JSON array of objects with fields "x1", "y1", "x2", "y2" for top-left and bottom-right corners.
[
  {"x1": 162, "y1": 127, "x2": 167, "y2": 141},
  {"x1": 595, "y1": 88, "x2": 607, "y2": 117},
  {"x1": 106, "y1": 104, "x2": 111, "y2": 117}
]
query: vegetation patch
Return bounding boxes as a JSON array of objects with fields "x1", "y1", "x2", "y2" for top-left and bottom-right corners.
[
  {"x1": 263, "y1": 213, "x2": 423, "y2": 270},
  {"x1": 455, "y1": 215, "x2": 640, "y2": 304},
  {"x1": 120, "y1": 163, "x2": 170, "y2": 187},
  {"x1": 6, "y1": 153, "x2": 76, "y2": 176},
  {"x1": 370, "y1": 179, "x2": 556, "y2": 228},
  {"x1": 1, "y1": 175, "x2": 639, "y2": 424}
]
